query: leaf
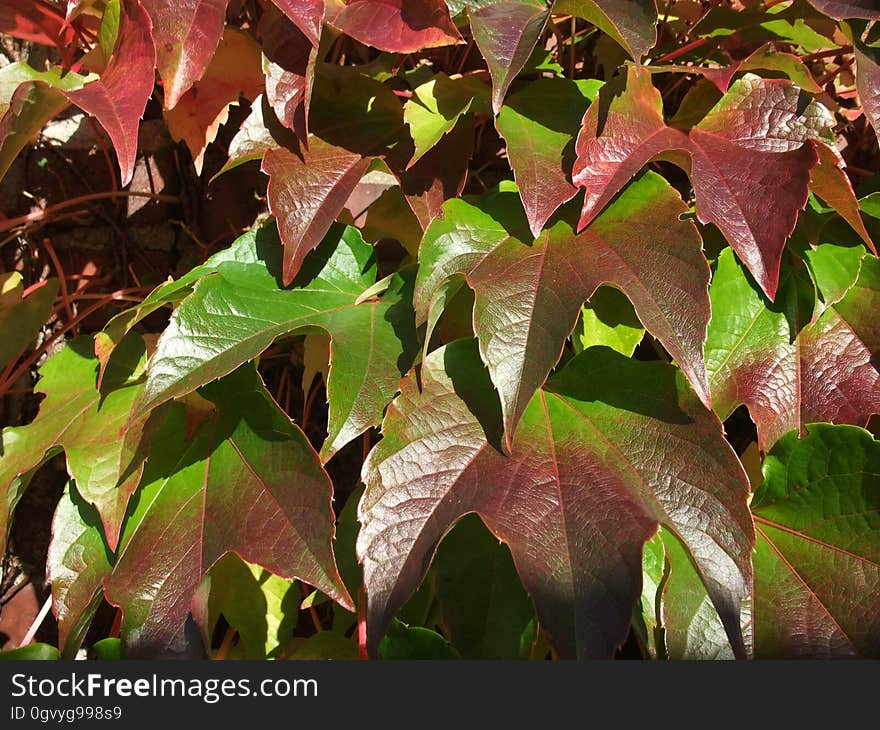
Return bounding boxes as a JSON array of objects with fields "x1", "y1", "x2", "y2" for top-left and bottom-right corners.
[
  {"x1": 164, "y1": 28, "x2": 263, "y2": 174},
  {"x1": 807, "y1": 1, "x2": 880, "y2": 20},
  {"x1": 47, "y1": 483, "x2": 113, "y2": 659},
  {"x1": 0, "y1": 63, "x2": 88, "y2": 183},
  {"x1": 358, "y1": 341, "x2": 754, "y2": 658},
  {"x1": 802, "y1": 241, "x2": 865, "y2": 317},
  {"x1": 573, "y1": 67, "x2": 835, "y2": 299},
  {"x1": 91, "y1": 638, "x2": 124, "y2": 659},
  {"x1": 207, "y1": 553, "x2": 299, "y2": 659},
  {"x1": 496, "y1": 77, "x2": 603, "y2": 236},
  {"x1": 0, "y1": 644, "x2": 60, "y2": 660},
  {"x1": 0, "y1": 0, "x2": 77, "y2": 49},
  {"x1": 853, "y1": 31, "x2": 880, "y2": 138},
  {"x1": 272, "y1": 0, "x2": 325, "y2": 48},
  {"x1": 0, "y1": 275, "x2": 58, "y2": 369},
  {"x1": 64, "y1": 0, "x2": 157, "y2": 186},
  {"x1": 809, "y1": 142, "x2": 875, "y2": 253},
  {"x1": 287, "y1": 632, "x2": 359, "y2": 659},
  {"x1": 105, "y1": 366, "x2": 352, "y2": 657},
  {"x1": 263, "y1": 140, "x2": 371, "y2": 286},
  {"x1": 330, "y1": 0, "x2": 463, "y2": 54},
  {"x1": 554, "y1": 0, "x2": 659, "y2": 62},
  {"x1": 433, "y1": 514, "x2": 537, "y2": 659},
  {"x1": 134, "y1": 223, "x2": 417, "y2": 461},
  {"x1": 404, "y1": 73, "x2": 489, "y2": 168},
  {"x1": 573, "y1": 285, "x2": 644, "y2": 356},
  {"x1": 705, "y1": 248, "x2": 880, "y2": 450},
  {"x1": 468, "y1": 1, "x2": 551, "y2": 114},
  {"x1": 416, "y1": 172, "x2": 711, "y2": 444},
  {"x1": 0, "y1": 335, "x2": 149, "y2": 554},
  {"x1": 141, "y1": 0, "x2": 228, "y2": 110},
  {"x1": 378, "y1": 620, "x2": 461, "y2": 659},
  {"x1": 261, "y1": 2, "x2": 318, "y2": 141},
  {"x1": 751, "y1": 424, "x2": 880, "y2": 657}
]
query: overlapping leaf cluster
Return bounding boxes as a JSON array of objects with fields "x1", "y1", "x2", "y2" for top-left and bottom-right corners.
[{"x1": 0, "y1": 0, "x2": 878, "y2": 660}]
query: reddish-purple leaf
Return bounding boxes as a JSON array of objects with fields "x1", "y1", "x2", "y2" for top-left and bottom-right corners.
[
  {"x1": 854, "y1": 39, "x2": 880, "y2": 138},
  {"x1": 696, "y1": 43, "x2": 822, "y2": 94},
  {"x1": 262, "y1": 139, "x2": 372, "y2": 285},
  {"x1": 359, "y1": 341, "x2": 753, "y2": 658},
  {"x1": 141, "y1": 0, "x2": 228, "y2": 110},
  {"x1": 809, "y1": 141, "x2": 875, "y2": 253},
  {"x1": 0, "y1": 0, "x2": 77, "y2": 49},
  {"x1": 330, "y1": 0, "x2": 463, "y2": 53},
  {"x1": 106, "y1": 368, "x2": 353, "y2": 657},
  {"x1": 706, "y1": 249, "x2": 880, "y2": 450},
  {"x1": 469, "y1": 1, "x2": 551, "y2": 114},
  {"x1": 807, "y1": 0, "x2": 880, "y2": 20},
  {"x1": 416, "y1": 172, "x2": 711, "y2": 443},
  {"x1": 164, "y1": 28, "x2": 263, "y2": 174},
  {"x1": 64, "y1": 0, "x2": 156, "y2": 186},
  {"x1": 272, "y1": 0, "x2": 325, "y2": 47},
  {"x1": 574, "y1": 67, "x2": 834, "y2": 299},
  {"x1": 261, "y1": 3, "x2": 318, "y2": 142}
]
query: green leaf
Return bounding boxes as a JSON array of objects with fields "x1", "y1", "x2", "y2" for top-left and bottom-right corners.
[
  {"x1": 433, "y1": 514, "x2": 537, "y2": 659},
  {"x1": 706, "y1": 248, "x2": 880, "y2": 450},
  {"x1": 0, "y1": 644, "x2": 60, "y2": 660},
  {"x1": 573, "y1": 285, "x2": 645, "y2": 356},
  {"x1": 47, "y1": 483, "x2": 113, "y2": 659},
  {"x1": 378, "y1": 619, "x2": 461, "y2": 659},
  {"x1": 286, "y1": 632, "x2": 359, "y2": 659},
  {"x1": 359, "y1": 341, "x2": 753, "y2": 658},
  {"x1": 106, "y1": 365, "x2": 352, "y2": 658},
  {"x1": 133, "y1": 222, "x2": 417, "y2": 461},
  {"x1": 207, "y1": 553, "x2": 299, "y2": 659},
  {"x1": 0, "y1": 274, "x2": 58, "y2": 369},
  {"x1": 91, "y1": 638, "x2": 124, "y2": 660},
  {"x1": 752, "y1": 424, "x2": 880, "y2": 657},
  {"x1": 555, "y1": 0, "x2": 659, "y2": 61},
  {"x1": 0, "y1": 335, "x2": 149, "y2": 553},
  {"x1": 404, "y1": 73, "x2": 490, "y2": 167}
]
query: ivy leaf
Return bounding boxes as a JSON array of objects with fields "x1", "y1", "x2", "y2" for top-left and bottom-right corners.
[
  {"x1": 555, "y1": 0, "x2": 659, "y2": 62},
  {"x1": 134, "y1": 223, "x2": 417, "y2": 461},
  {"x1": 0, "y1": 274, "x2": 58, "y2": 369},
  {"x1": 359, "y1": 341, "x2": 753, "y2": 658},
  {"x1": 853, "y1": 30, "x2": 880, "y2": 138},
  {"x1": 271, "y1": 0, "x2": 325, "y2": 48},
  {"x1": 164, "y1": 28, "x2": 263, "y2": 174},
  {"x1": 496, "y1": 77, "x2": 602, "y2": 236},
  {"x1": 141, "y1": 0, "x2": 228, "y2": 111},
  {"x1": 106, "y1": 367, "x2": 352, "y2": 657},
  {"x1": 574, "y1": 67, "x2": 835, "y2": 299},
  {"x1": 433, "y1": 514, "x2": 538, "y2": 659},
  {"x1": 0, "y1": 335, "x2": 149, "y2": 554},
  {"x1": 263, "y1": 139, "x2": 372, "y2": 286},
  {"x1": 404, "y1": 73, "x2": 489, "y2": 167},
  {"x1": 0, "y1": 0, "x2": 77, "y2": 49},
  {"x1": 573, "y1": 285, "x2": 644, "y2": 356},
  {"x1": 705, "y1": 248, "x2": 880, "y2": 450},
  {"x1": 468, "y1": 1, "x2": 551, "y2": 114},
  {"x1": 416, "y1": 172, "x2": 711, "y2": 444},
  {"x1": 64, "y1": 0, "x2": 157, "y2": 186},
  {"x1": 330, "y1": 0, "x2": 463, "y2": 53},
  {"x1": 47, "y1": 483, "x2": 113, "y2": 659},
  {"x1": 752, "y1": 424, "x2": 879, "y2": 657},
  {"x1": 807, "y1": 1, "x2": 880, "y2": 20},
  {"x1": 207, "y1": 553, "x2": 299, "y2": 659},
  {"x1": 261, "y1": 2, "x2": 318, "y2": 141},
  {"x1": 0, "y1": 63, "x2": 88, "y2": 182},
  {"x1": 379, "y1": 620, "x2": 461, "y2": 659}
]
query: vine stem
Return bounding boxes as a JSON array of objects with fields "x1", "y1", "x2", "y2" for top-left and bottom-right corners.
[
  {"x1": 655, "y1": 38, "x2": 708, "y2": 63},
  {"x1": 18, "y1": 594, "x2": 53, "y2": 648}
]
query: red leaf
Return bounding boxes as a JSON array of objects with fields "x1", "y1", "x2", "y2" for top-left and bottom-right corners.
[
  {"x1": 854, "y1": 40, "x2": 880, "y2": 138},
  {"x1": 64, "y1": 0, "x2": 157, "y2": 187},
  {"x1": 261, "y1": 3, "x2": 318, "y2": 142},
  {"x1": 272, "y1": 0, "x2": 325, "y2": 47},
  {"x1": 0, "y1": 0, "x2": 77, "y2": 49},
  {"x1": 164, "y1": 28, "x2": 263, "y2": 174},
  {"x1": 262, "y1": 140, "x2": 371, "y2": 285},
  {"x1": 142, "y1": 0, "x2": 228, "y2": 110},
  {"x1": 574, "y1": 67, "x2": 834, "y2": 300},
  {"x1": 330, "y1": 0, "x2": 463, "y2": 54}
]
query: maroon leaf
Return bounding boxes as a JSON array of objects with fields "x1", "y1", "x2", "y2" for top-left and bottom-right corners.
[
  {"x1": 64, "y1": 0, "x2": 156, "y2": 186},
  {"x1": 261, "y1": 3, "x2": 318, "y2": 141},
  {"x1": 854, "y1": 39, "x2": 880, "y2": 138},
  {"x1": 164, "y1": 28, "x2": 264, "y2": 174},
  {"x1": 330, "y1": 0, "x2": 463, "y2": 54},
  {"x1": 272, "y1": 0, "x2": 325, "y2": 47},
  {"x1": 469, "y1": 1, "x2": 552, "y2": 114},
  {"x1": 807, "y1": 0, "x2": 880, "y2": 20},
  {"x1": 809, "y1": 141, "x2": 875, "y2": 253},
  {"x1": 574, "y1": 67, "x2": 834, "y2": 299},
  {"x1": 359, "y1": 341, "x2": 753, "y2": 658},
  {"x1": 262, "y1": 139, "x2": 372, "y2": 285}
]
